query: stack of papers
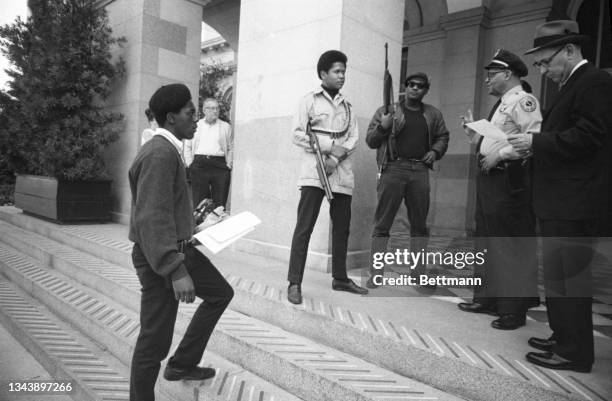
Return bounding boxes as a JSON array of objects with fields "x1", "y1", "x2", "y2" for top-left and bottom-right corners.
[
  {"x1": 466, "y1": 119, "x2": 507, "y2": 142},
  {"x1": 193, "y1": 211, "x2": 261, "y2": 254}
]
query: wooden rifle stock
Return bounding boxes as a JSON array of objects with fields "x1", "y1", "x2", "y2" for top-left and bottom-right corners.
[{"x1": 307, "y1": 123, "x2": 334, "y2": 201}]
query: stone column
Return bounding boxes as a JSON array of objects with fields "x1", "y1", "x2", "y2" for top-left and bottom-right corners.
[
  {"x1": 102, "y1": 0, "x2": 205, "y2": 223},
  {"x1": 230, "y1": 0, "x2": 405, "y2": 273}
]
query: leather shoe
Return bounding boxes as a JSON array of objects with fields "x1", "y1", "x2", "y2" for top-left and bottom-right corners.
[
  {"x1": 457, "y1": 302, "x2": 497, "y2": 316},
  {"x1": 163, "y1": 365, "x2": 216, "y2": 381},
  {"x1": 528, "y1": 337, "x2": 556, "y2": 352},
  {"x1": 491, "y1": 314, "x2": 525, "y2": 330},
  {"x1": 287, "y1": 284, "x2": 302, "y2": 304},
  {"x1": 365, "y1": 275, "x2": 379, "y2": 289},
  {"x1": 332, "y1": 279, "x2": 368, "y2": 295},
  {"x1": 526, "y1": 351, "x2": 591, "y2": 373}
]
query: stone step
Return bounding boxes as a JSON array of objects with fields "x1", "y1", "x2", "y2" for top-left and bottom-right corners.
[
  {"x1": 0, "y1": 241, "x2": 304, "y2": 401},
  {"x1": 0, "y1": 207, "x2": 603, "y2": 401},
  {"x1": 0, "y1": 279, "x2": 169, "y2": 401},
  {"x1": 0, "y1": 226, "x2": 463, "y2": 401}
]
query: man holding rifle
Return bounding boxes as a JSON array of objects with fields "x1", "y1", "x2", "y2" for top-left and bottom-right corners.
[
  {"x1": 286, "y1": 50, "x2": 368, "y2": 305},
  {"x1": 365, "y1": 72, "x2": 449, "y2": 288}
]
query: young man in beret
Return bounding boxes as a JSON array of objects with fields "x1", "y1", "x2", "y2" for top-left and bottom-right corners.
[
  {"x1": 459, "y1": 49, "x2": 541, "y2": 330},
  {"x1": 509, "y1": 20, "x2": 612, "y2": 372},
  {"x1": 128, "y1": 84, "x2": 234, "y2": 400},
  {"x1": 286, "y1": 49, "x2": 368, "y2": 304},
  {"x1": 365, "y1": 72, "x2": 449, "y2": 289}
]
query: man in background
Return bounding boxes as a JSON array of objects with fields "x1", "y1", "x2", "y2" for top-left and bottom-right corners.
[{"x1": 185, "y1": 97, "x2": 233, "y2": 208}]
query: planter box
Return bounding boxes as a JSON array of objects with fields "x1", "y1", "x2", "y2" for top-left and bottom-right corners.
[{"x1": 14, "y1": 174, "x2": 111, "y2": 222}]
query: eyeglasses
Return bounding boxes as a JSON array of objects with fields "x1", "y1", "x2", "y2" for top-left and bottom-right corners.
[
  {"x1": 532, "y1": 47, "x2": 564, "y2": 69},
  {"x1": 406, "y1": 81, "x2": 427, "y2": 90},
  {"x1": 486, "y1": 70, "x2": 507, "y2": 80},
  {"x1": 204, "y1": 106, "x2": 219, "y2": 110}
]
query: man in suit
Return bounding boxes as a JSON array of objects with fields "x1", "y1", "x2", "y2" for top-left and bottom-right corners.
[
  {"x1": 509, "y1": 20, "x2": 612, "y2": 372},
  {"x1": 184, "y1": 97, "x2": 233, "y2": 208}
]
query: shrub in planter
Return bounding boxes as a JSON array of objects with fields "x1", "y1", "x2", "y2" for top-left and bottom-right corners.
[{"x1": 0, "y1": 0, "x2": 125, "y2": 221}]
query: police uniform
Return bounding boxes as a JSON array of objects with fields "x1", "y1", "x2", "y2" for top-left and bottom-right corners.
[{"x1": 466, "y1": 50, "x2": 541, "y2": 329}]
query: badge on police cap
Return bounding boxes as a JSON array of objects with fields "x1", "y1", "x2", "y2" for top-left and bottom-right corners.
[{"x1": 519, "y1": 96, "x2": 536, "y2": 112}]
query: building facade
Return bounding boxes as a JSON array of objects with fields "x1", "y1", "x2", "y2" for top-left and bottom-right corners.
[{"x1": 99, "y1": 0, "x2": 611, "y2": 270}]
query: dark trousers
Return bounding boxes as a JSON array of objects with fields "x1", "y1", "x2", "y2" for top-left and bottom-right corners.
[
  {"x1": 190, "y1": 156, "x2": 231, "y2": 208},
  {"x1": 129, "y1": 243, "x2": 234, "y2": 401},
  {"x1": 472, "y1": 167, "x2": 538, "y2": 315},
  {"x1": 370, "y1": 160, "x2": 429, "y2": 275},
  {"x1": 540, "y1": 219, "x2": 596, "y2": 366},
  {"x1": 287, "y1": 186, "x2": 351, "y2": 284}
]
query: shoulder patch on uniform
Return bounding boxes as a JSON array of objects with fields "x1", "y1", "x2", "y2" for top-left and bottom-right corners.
[{"x1": 519, "y1": 96, "x2": 537, "y2": 112}]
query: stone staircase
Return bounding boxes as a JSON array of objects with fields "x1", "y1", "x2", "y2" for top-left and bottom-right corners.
[{"x1": 0, "y1": 206, "x2": 608, "y2": 401}]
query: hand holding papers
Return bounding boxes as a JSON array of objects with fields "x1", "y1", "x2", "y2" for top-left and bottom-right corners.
[
  {"x1": 193, "y1": 211, "x2": 261, "y2": 254},
  {"x1": 465, "y1": 119, "x2": 508, "y2": 143},
  {"x1": 460, "y1": 109, "x2": 479, "y2": 144}
]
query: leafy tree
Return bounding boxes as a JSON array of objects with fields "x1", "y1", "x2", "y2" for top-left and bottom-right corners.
[
  {"x1": 0, "y1": 0, "x2": 125, "y2": 181},
  {"x1": 199, "y1": 60, "x2": 232, "y2": 122}
]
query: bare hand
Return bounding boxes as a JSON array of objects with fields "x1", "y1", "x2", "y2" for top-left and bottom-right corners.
[
  {"x1": 421, "y1": 151, "x2": 436, "y2": 164},
  {"x1": 324, "y1": 156, "x2": 338, "y2": 175},
  {"x1": 480, "y1": 152, "x2": 502, "y2": 172},
  {"x1": 460, "y1": 109, "x2": 474, "y2": 127},
  {"x1": 507, "y1": 133, "x2": 532, "y2": 152},
  {"x1": 460, "y1": 109, "x2": 477, "y2": 141},
  {"x1": 172, "y1": 274, "x2": 195, "y2": 303},
  {"x1": 380, "y1": 113, "x2": 393, "y2": 130}
]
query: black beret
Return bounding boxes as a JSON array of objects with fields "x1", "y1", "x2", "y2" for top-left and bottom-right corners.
[
  {"x1": 484, "y1": 49, "x2": 528, "y2": 78},
  {"x1": 148, "y1": 83, "x2": 192, "y2": 125},
  {"x1": 317, "y1": 50, "x2": 347, "y2": 78}
]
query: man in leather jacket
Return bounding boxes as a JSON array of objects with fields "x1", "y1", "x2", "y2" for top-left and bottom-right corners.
[{"x1": 365, "y1": 72, "x2": 449, "y2": 288}]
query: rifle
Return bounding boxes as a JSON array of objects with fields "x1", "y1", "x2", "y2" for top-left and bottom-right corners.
[
  {"x1": 383, "y1": 42, "x2": 393, "y2": 113},
  {"x1": 379, "y1": 43, "x2": 394, "y2": 179},
  {"x1": 307, "y1": 122, "x2": 334, "y2": 201}
]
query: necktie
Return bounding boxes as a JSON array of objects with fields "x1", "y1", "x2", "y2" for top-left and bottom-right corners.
[{"x1": 476, "y1": 99, "x2": 502, "y2": 153}]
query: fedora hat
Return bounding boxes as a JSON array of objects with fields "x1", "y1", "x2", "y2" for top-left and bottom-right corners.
[{"x1": 525, "y1": 20, "x2": 589, "y2": 54}]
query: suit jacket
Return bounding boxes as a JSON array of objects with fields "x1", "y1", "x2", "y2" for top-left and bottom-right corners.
[
  {"x1": 532, "y1": 63, "x2": 612, "y2": 221},
  {"x1": 184, "y1": 119, "x2": 233, "y2": 169}
]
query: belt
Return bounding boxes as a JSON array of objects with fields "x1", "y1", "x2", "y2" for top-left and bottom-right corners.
[
  {"x1": 195, "y1": 154, "x2": 225, "y2": 160},
  {"x1": 393, "y1": 157, "x2": 424, "y2": 163}
]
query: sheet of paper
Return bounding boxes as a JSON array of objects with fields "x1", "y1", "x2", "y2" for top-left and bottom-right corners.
[
  {"x1": 466, "y1": 119, "x2": 507, "y2": 142},
  {"x1": 193, "y1": 211, "x2": 261, "y2": 254}
]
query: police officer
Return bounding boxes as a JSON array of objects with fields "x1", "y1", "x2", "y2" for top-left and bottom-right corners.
[{"x1": 459, "y1": 49, "x2": 541, "y2": 330}]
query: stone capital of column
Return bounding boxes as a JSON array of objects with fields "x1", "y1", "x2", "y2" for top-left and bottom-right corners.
[{"x1": 403, "y1": 25, "x2": 446, "y2": 46}]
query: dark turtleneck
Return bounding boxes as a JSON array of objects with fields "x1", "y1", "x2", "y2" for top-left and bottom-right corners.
[{"x1": 322, "y1": 85, "x2": 339, "y2": 100}]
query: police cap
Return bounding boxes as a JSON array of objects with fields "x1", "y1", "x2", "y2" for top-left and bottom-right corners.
[{"x1": 484, "y1": 49, "x2": 528, "y2": 78}]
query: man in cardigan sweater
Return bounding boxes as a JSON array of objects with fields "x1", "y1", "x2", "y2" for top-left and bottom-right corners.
[{"x1": 128, "y1": 84, "x2": 234, "y2": 400}]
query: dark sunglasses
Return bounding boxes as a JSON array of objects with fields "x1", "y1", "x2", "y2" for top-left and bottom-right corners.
[{"x1": 406, "y1": 81, "x2": 427, "y2": 90}]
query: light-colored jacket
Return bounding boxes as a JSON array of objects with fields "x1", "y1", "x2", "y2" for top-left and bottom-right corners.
[
  {"x1": 184, "y1": 119, "x2": 233, "y2": 169},
  {"x1": 293, "y1": 88, "x2": 358, "y2": 196}
]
